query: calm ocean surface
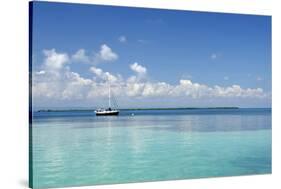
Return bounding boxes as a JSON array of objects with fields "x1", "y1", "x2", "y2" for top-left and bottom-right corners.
[{"x1": 31, "y1": 108, "x2": 272, "y2": 188}]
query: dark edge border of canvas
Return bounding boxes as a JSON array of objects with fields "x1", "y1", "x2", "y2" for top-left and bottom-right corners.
[{"x1": 29, "y1": 1, "x2": 33, "y2": 188}]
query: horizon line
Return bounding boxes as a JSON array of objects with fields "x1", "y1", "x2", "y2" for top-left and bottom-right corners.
[{"x1": 34, "y1": 107, "x2": 273, "y2": 112}]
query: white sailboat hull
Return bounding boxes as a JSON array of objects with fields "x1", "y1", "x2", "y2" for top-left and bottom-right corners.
[{"x1": 95, "y1": 109, "x2": 119, "y2": 116}]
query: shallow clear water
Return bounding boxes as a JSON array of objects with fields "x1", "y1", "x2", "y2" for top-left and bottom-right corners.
[{"x1": 31, "y1": 108, "x2": 271, "y2": 188}]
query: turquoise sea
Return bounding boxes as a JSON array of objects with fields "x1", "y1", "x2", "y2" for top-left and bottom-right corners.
[{"x1": 31, "y1": 108, "x2": 272, "y2": 188}]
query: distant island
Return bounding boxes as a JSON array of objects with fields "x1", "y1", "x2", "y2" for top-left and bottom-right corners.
[{"x1": 36, "y1": 107, "x2": 239, "y2": 112}]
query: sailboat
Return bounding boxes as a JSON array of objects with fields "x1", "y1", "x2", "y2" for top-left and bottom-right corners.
[{"x1": 95, "y1": 84, "x2": 119, "y2": 116}]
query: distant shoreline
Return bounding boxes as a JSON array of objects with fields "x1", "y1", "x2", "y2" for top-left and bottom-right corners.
[{"x1": 36, "y1": 107, "x2": 240, "y2": 112}]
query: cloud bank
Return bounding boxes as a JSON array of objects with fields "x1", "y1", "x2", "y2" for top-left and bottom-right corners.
[{"x1": 32, "y1": 47, "x2": 270, "y2": 107}]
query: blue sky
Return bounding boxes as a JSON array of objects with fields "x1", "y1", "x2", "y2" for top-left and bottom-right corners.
[{"x1": 31, "y1": 2, "x2": 271, "y2": 108}]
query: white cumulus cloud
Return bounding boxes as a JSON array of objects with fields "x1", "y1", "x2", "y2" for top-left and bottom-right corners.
[
  {"x1": 72, "y1": 49, "x2": 90, "y2": 63},
  {"x1": 71, "y1": 45, "x2": 118, "y2": 64},
  {"x1": 90, "y1": 66, "x2": 121, "y2": 83},
  {"x1": 43, "y1": 49, "x2": 69, "y2": 70},
  {"x1": 97, "y1": 44, "x2": 118, "y2": 62},
  {"x1": 130, "y1": 62, "x2": 147, "y2": 75}
]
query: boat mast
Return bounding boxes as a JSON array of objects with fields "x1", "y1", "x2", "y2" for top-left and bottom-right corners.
[{"x1": 108, "y1": 84, "x2": 111, "y2": 108}]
